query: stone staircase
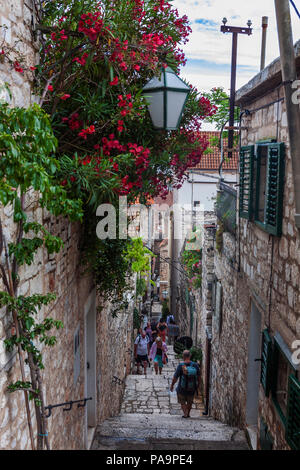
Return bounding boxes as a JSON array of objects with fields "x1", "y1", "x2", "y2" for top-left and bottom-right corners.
[{"x1": 91, "y1": 345, "x2": 249, "y2": 450}]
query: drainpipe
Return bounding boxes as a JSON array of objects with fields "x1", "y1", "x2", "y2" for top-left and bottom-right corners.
[
  {"x1": 275, "y1": 0, "x2": 300, "y2": 231},
  {"x1": 260, "y1": 17, "x2": 268, "y2": 71}
]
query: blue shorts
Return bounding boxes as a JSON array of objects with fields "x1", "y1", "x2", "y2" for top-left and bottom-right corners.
[{"x1": 154, "y1": 354, "x2": 163, "y2": 368}]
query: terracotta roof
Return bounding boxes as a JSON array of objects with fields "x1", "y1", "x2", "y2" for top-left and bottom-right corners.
[{"x1": 190, "y1": 131, "x2": 239, "y2": 171}]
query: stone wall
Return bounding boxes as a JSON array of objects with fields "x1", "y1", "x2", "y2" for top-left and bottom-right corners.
[
  {"x1": 208, "y1": 50, "x2": 300, "y2": 449},
  {"x1": 197, "y1": 214, "x2": 216, "y2": 399},
  {"x1": 210, "y1": 232, "x2": 250, "y2": 427},
  {"x1": 0, "y1": 1, "x2": 134, "y2": 450},
  {"x1": 0, "y1": 0, "x2": 37, "y2": 106}
]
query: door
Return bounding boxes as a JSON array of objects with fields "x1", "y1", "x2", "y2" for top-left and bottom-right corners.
[
  {"x1": 246, "y1": 302, "x2": 262, "y2": 426},
  {"x1": 84, "y1": 291, "x2": 97, "y2": 447}
]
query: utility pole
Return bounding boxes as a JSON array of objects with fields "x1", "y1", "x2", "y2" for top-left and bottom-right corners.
[
  {"x1": 221, "y1": 18, "x2": 252, "y2": 158},
  {"x1": 260, "y1": 16, "x2": 269, "y2": 70},
  {"x1": 274, "y1": 0, "x2": 300, "y2": 231}
]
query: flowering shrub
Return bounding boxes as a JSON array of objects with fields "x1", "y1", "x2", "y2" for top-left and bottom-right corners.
[
  {"x1": 29, "y1": 0, "x2": 216, "y2": 205},
  {"x1": 0, "y1": 0, "x2": 216, "y2": 316}
]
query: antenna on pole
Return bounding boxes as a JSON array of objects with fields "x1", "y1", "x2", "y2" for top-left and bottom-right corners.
[{"x1": 220, "y1": 19, "x2": 253, "y2": 158}]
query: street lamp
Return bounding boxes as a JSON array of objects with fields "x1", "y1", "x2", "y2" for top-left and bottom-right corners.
[{"x1": 142, "y1": 67, "x2": 191, "y2": 130}]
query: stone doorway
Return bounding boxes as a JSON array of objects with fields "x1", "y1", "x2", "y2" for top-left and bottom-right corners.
[{"x1": 245, "y1": 301, "x2": 262, "y2": 449}]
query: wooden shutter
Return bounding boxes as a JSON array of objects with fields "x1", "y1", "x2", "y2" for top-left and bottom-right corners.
[
  {"x1": 239, "y1": 146, "x2": 254, "y2": 219},
  {"x1": 260, "y1": 329, "x2": 272, "y2": 397},
  {"x1": 286, "y1": 374, "x2": 300, "y2": 450},
  {"x1": 265, "y1": 143, "x2": 285, "y2": 236}
]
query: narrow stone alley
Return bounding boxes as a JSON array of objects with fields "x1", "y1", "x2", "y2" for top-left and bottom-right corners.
[{"x1": 92, "y1": 345, "x2": 249, "y2": 450}]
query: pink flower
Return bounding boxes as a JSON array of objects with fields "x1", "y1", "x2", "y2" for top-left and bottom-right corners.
[
  {"x1": 60, "y1": 94, "x2": 70, "y2": 100},
  {"x1": 48, "y1": 85, "x2": 54, "y2": 92},
  {"x1": 14, "y1": 62, "x2": 23, "y2": 73},
  {"x1": 109, "y1": 76, "x2": 119, "y2": 86}
]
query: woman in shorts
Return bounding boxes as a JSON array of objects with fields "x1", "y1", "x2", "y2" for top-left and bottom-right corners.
[{"x1": 149, "y1": 337, "x2": 168, "y2": 375}]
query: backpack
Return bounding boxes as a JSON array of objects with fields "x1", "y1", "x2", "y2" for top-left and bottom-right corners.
[
  {"x1": 179, "y1": 362, "x2": 198, "y2": 393},
  {"x1": 136, "y1": 334, "x2": 149, "y2": 346}
]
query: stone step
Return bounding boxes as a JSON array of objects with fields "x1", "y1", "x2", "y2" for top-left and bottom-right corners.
[
  {"x1": 92, "y1": 338, "x2": 248, "y2": 451},
  {"x1": 92, "y1": 413, "x2": 248, "y2": 450}
]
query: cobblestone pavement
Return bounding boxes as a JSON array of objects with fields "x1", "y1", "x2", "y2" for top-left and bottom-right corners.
[
  {"x1": 92, "y1": 345, "x2": 249, "y2": 450},
  {"x1": 120, "y1": 345, "x2": 204, "y2": 416}
]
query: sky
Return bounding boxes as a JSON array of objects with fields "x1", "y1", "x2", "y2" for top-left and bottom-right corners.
[{"x1": 174, "y1": 0, "x2": 300, "y2": 95}]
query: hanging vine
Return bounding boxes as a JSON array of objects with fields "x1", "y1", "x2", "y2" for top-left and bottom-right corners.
[{"x1": 0, "y1": 94, "x2": 82, "y2": 449}]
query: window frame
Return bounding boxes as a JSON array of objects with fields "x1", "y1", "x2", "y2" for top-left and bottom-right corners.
[
  {"x1": 239, "y1": 141, "x2": 285, "y2": 236},
  {"x1": 286, "y1": 374, "x2": 300, "y2": 450},
  {"x1": 271, "y1": 334, "x2": 298, "y2": 427},
  {"x1": 254, "y1": 142, "x2": 285, "y2": 236}
]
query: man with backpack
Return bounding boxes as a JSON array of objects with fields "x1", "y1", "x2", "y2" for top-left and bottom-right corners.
[
  {"x1": 170, "y1": 350, "x2": 200, "y2": 418},
  {"x1": 134, "y1": 329, "x2": 150, "y2": 376}
]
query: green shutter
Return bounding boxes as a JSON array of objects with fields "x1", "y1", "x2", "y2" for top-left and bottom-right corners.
[
  {"x1": 260, "y1": 329, "x2": 272, "y2": 397},
  {"x1": 265, "y1": 143, "x2": 285, "y2": 236},
  {"x1": 286, "y1": 375, "x2": 300, "y2": 450},
  {"x1": 239, "y1": 146, "x2": 254, "y2": 219}
]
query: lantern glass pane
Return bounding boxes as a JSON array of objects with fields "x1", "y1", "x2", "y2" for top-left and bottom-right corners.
[
  {"x1": 166, "y1": 91, "x2": 187, "y2": 129},
  {"x1": 146, "y1": 91, "x2": 164, "y2": 128},
  {"x1": 165, "y1": 72, "x2": 190, "y2": 91},
  {"x1": 143, "y1": 74, "x2": 164, "y2": 90}
]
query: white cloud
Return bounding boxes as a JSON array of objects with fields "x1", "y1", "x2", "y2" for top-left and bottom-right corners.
[{"x1": 174, "y1": 0, "x2": 300, "y2": 91}]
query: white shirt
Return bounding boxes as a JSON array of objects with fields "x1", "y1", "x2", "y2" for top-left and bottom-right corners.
[{"x1": 135, "y1": 335, "x2": 149, "y2": 355}]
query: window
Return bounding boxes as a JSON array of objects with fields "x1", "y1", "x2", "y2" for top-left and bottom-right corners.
[
  {"x1": 273, "y1": 345, "x2": 294, "y2": 417},
  {"x1": 260, "y1": 329, "x2": 272, "y2": 397},
  {"x1": 255, "y1": 143, "x2": 285, "y2": 236},
  {"x1": 239, "y1": 142, "x2": 285, "y2": 236},
  {"x1": 256, "y1": 145, "x2": 268, "y2": 224},
  {"x1": 239, "y1": 145, "x2": 254, "y2": 219},
  {"x1": 286, "y1": 375, "x2": 300, "y2": 450},
  {"x1": 259, "y1": 330, "x2": 300, "y2": 449},
  {"x1": 271, "y1": 334, "x2": 298, "y2": 427}
]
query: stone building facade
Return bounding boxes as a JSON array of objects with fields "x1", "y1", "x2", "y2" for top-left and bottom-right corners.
[
  {"x1": 0, "y1": 0, "x2": 134, "y2": 450},
  {"x1": 205, "y1": 41, "x2": 300, "y2": 450}
]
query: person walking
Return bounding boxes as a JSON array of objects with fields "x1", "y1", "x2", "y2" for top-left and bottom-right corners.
[
  {"x1": 166, "y1": 313, "x2": 174, "y2": 326},
  {"x1": 156, "y1": 317, "x2": 168, "y2": 343},
  {"x1": 149, "y1": 337, "x2": 168, "y2": 375},
  {"x1": 167, "y1": 318, "x2": 180, "y2": 345},
  {"x1": 144, "y1": 322, "x2": 153, "y2": 346},
  {"x1": 170, "y1": 350, "x2": 200, "y2": 418},
  {"x1": 134, "y1": 329, "x2": 150, "y2": 376}
]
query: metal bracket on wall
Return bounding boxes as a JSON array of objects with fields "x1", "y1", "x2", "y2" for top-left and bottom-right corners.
[
  {"x1": 112, "y1": 376, "x2": 125, "y2": 386},
  {"x1": 44, "y1": 397, "x2": 92, "y2": 418}
]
